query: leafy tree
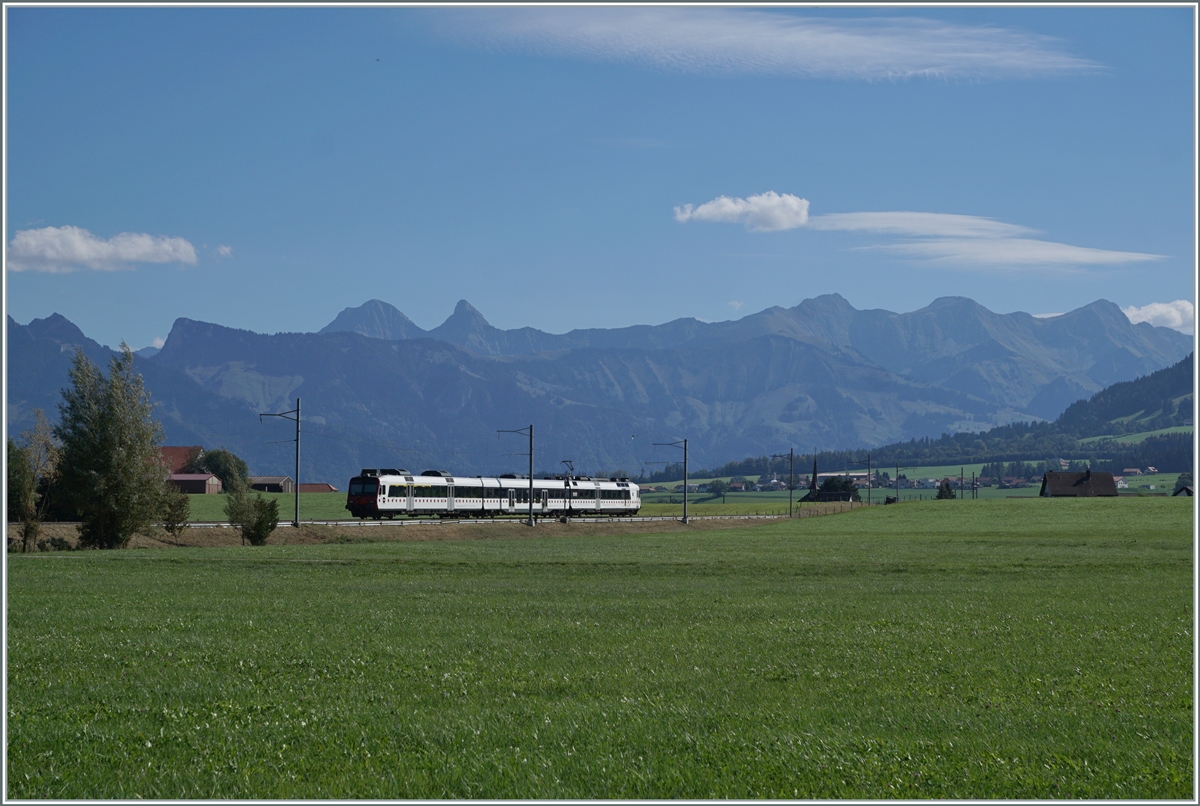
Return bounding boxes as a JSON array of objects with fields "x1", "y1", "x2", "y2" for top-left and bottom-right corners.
[
  {"x1": 200, "y1": 447, "x2": 250, "y2": 490},
  {"x1": 161, "y1": 481, "x2": 191, "y2": 545},
  {"x1": 936, "y1": 480, "x2": 956, "y2": 500},
  {"x1": 55, "y1": 347, "x2": 168, "y2": 550},
  {"x1": 819, "y1": 476, "x2": 861, "y2": 502},
  {"x1": 224, "y1": 478, "x2": 279, "y2": 546},
  {"x1": 707, "y1": 478, "x2": 728, "y2": 499},
  {"x1": 8, "y1": 410, "x2": 61, "y2": 552},
  {"x1": 7, "y1": 438, "x2": 33, "y2": 524},
  {"x1": 1175, "y1": 472, "x2": 1193, "y2": 493}
]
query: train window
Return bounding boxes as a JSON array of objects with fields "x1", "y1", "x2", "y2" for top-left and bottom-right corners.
[
  {"x1": 350, "y1": 480, "x2": 378, "y2": 495},
  {"x1": 388, "y1": 485, "x2": 405, "y2": 497},
  {"x1": 412, "y1": 484, "x2": 444, "y2": 498}
]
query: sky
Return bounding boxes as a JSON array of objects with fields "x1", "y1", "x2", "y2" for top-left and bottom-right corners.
[{"x1": 4, "y1": 5, "x2": 1197, "y2": 351}]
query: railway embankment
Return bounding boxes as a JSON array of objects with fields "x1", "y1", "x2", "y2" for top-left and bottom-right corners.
[{"x1": 7, "y1": 501, "x2": 869, "y2": 550}]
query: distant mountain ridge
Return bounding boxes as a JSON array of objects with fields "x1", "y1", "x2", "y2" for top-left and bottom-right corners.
[
  {"x1": 6, "y1": 295, "x2": 1192, "y2": 484},
  {"x1": 322, "y1": 295, "x2": 1192, "y2": 417}
]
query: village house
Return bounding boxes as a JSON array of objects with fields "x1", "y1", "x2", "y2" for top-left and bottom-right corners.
[
  {"x1": 249, "y1": 475, "x2": 294, "y2": 493},
  {"x1": 160, "y1": 445, "x2": 203, "y2": 473},
  {"x1": 297, "y1": 483, "x2": 338, "y2": 493},
  {"x1": 168, "y1": 473, "x2": 223, "y2": 495}
]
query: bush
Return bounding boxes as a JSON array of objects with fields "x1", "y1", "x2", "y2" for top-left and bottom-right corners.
[
  {"x1": 161, "y1": 482, "x2": 191, "y2": 544},
  {"x1": 224, "y1": 481, "x2": 279, "y2": 546}
]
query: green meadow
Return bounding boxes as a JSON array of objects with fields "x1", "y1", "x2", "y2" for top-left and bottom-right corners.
[{"x1": 7, "y1": 498, "x2": 1193, "y2": 799}]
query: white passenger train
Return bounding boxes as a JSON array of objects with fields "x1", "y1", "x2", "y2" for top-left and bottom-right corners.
[{"x1": 345, "y1": 469, "x2": 641, "y2": 519}]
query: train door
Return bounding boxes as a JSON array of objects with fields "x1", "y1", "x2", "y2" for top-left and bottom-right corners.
[
  {"x1": 406, "y1": 484, "x2": 414, "y2": 513},
  {"x1": 540, "y1": 490, "x2": 548, "y2": 511},
  {"x1": 447, "y1": 485, "x2": 455, "y2": 514},
  {"x1": 507, "y1": 489, "x2": 516, "y2": 510}
]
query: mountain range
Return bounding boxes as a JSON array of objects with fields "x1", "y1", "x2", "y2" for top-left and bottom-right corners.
[{"x1": 7, "y1": 295, "x2": 1192, "y2": 485}]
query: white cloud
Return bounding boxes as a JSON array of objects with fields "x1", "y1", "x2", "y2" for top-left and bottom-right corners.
[
  {"x1": 7, "y1": 225, "x2": 198, "y2": 273},
  {"x1": 675, "y1": 195, "x2": 1164, "y2": 270},
  {"x1": 675, "y1": 192, "x2": 809, "y2": 232},
  {"x1": 1031, "y1": 313, "x2": 1063, "y2": 319},
  {"x1": 440, "y1": 8, "x2": 1098, "y2": 80},
  {"x1": 152, "y1": 337, "x2": 166, "y2": 349},
  {"x1": 870, "y1": 237, "x2": 1163, "y2": 268},
  {"x1": 1123, "y1": 300, "x2": 1195, "y2": 335},
  {"x1": 729, "y1": 300, "x2": 744, "y2": 311},
  {"x1": 808, "y1": 211, "x2": 1033, "y2": 239},
  {"x1": 218, "y1": 245, "x2": 233, "y2": 258}
]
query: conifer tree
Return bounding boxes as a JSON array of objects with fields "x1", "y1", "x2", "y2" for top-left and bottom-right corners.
[{"x1": 55, "y1": 346, "x2": 168, "y2": 549}]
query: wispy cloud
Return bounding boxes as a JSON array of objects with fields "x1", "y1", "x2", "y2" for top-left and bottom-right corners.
[
  {"x1": 152, "y1": 336, "x2": 166, "y2": 349},
  {"x1": 729, "y1": 300, "x2": 744, "y2": 311},
  {"x1": 869, "y1": 238, "x2": 1162, "y2": 268},
  {"x1": 218, "y1": 245, "x2": 233, "y2": 258},
  {"x1": 675, "y1": 192, "x2": 809, "y2": 232},
  {"x1": 674, "y1": 192, "x2": 1163, "y2": 269},
  {"x1": 807, "y1": 211, "x2": 1032, "y2": 239},
  {"x1": 439, "y1": 8, "x2": 1098, "y2": 80},
  {"x1": 1123, "y1": 300, "x2": 1194, "y2": 335},
  {"x1": 7, "y1": 225, "x2": 198, "y2": 273}
]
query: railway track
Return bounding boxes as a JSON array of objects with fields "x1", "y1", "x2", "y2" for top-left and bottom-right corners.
[{"x1": 185, "y1": 513, "x2": 791, "y2": 528}]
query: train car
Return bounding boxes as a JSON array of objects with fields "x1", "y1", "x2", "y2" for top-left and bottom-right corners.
[{"x1": 345, "y1": 468, "x2": 640, "y2": 519}]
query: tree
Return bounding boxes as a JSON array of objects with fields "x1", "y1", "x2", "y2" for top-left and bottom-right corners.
[
  {"x1": 936, "y1": 480, "x2": 956, "y2": 500},
  {"x1": 161, "y1": 481, "x2": 191, "y2": 545},
  {"x1": 55, "y1": 347, "x2": 168, "y2": 549},
  {"x1": 224, "y1": 478, "x2": 279, "y2": 546},
  {"x1": 819, "y1": 476, "x2": 861, "y2": 502},
  {"x1": 199, "y1": 447, "x2": 249, "y2": 490},
  {"x1": 707, "y1": 478, "x2": 728, "y2": 499},
  {"x1": 1175, "y1": 472, "x2": 1193, "y2": 493},
  {"x1": 8, "y1": 410, "x2": 61, "y2": 552}
]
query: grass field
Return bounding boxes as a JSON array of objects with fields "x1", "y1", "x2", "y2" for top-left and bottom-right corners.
[
  {"x1": 1080, "y1": 426, "x2": 1193, "y2": 445},
  {"x1": 8, "y1": 498, "x2": 1192, "y2": 798}
]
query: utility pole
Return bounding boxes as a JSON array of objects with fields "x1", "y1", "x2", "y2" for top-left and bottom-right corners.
[
  {"x1": 771, "y1": 448, "x2": 795, "y2": 517},
  {"x1": 896, "y1": 459, "x2": 900, "y2": 502},
  {"x1": 654, "y1": 438, "x2": 689, "y2": 524},
  {"x1": 498, "y1": 424, "x2": 535, "y2": 526},
  {"x1": 867, "y1": 451, "x2": 872, "y2": 506},
  {"x1": 259, "y1": 397, "x2": 300, "y2": 528},
  {"x1": 960, "y1": 466, "x2": 964, "y2": 501}
]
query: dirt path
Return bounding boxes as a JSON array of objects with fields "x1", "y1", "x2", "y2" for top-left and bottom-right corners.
[{"x1": 8, "y1": 503, "x2": 861, "y2": 551}]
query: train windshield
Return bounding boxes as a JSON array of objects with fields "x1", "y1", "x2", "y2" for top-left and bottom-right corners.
[{"x1": 349, "y1": 479, "x2": 379, "y2": 495}]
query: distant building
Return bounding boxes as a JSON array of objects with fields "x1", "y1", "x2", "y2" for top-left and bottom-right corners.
[
  {"x1": 1123, "y1": 468, "x2": 1143, "y2": 476},
  {"x1": 1039, "y1": 470, "x2": 1118, "y2": 497},
  {"x1": 1173, "y1": 486, "x2": 1193, "y2": 497},
  {"x1": 298, "y1": 482, "x2": 338, "y2": 493},
  {"x1": 169, "y1": 473, "x2": 222, "y2": 495},
  {"x1": 161, "y1": 446, "x2": 203, "y2": 473},
  {"x1": 249, "y1": 476, "x2": 294, "y2": 493}
]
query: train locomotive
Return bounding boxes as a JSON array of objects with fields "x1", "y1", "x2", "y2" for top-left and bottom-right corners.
[{"x1": 346, "y1": 469, "x2": 641, "y2": 519}]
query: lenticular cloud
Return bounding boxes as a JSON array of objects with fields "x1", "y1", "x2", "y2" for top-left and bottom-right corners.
[
  {"x1": 674, "y1": 191, "x2": 810, "y2": 232},
  {"x1": 7, "y1": 225, "x2": 198, "y2": 272}
]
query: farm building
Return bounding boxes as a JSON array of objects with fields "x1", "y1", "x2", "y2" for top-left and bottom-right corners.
[
  {"x1": 161, "y1": 446, "x2": 203, "y2": 473},
  {"x1": 298, "y1": 482, "x2": 338, "y2": 493},
  {"x1": 249, "y1": 476, "x2": 294, "y2": 493},
  {"x1": 1173, "y1": 486, "x2": 1193, "y2": 497},
  {"x1": 169, "y1": 473, "x2": 222, "y2": 495},
  {"x1": 1039, "y1": 470, "x2": 1118, "y2": 497}
]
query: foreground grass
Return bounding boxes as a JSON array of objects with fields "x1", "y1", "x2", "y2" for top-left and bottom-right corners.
[{"x1": 7, "y1": 498, "x2": 1193, "y2": 798}]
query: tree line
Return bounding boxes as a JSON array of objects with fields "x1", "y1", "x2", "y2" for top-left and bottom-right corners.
[{"x1": 7, "y1": 347, "x2": 279, "y2": 551}]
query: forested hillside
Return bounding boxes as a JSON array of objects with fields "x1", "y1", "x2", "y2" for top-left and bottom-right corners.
[{"x1": 650, "y1": 353, "x2": 1195, "y2": 481}]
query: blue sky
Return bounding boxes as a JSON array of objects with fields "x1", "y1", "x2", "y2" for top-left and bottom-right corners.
[{"x1": 5, "y1": 5, "x2": 1196, "y2": 350}]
